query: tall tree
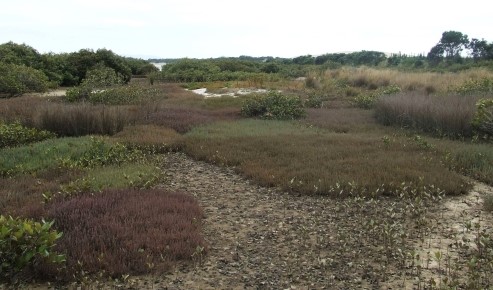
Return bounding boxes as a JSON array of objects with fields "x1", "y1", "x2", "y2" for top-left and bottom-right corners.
[
  {"x1": 439, "y1": 31, "x2": 469, "y2": 59},
  {"x1": 468, "y1": 38, "x2": 493, "y2": 61},
  {"x1": 427, "y1": 44, "x2": 444, "y2": 65}
]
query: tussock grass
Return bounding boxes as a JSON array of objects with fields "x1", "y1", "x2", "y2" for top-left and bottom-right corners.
[
  {"x1": 184, "y1": 120, "x2": 470, "y2": 196},
  {"x1": 44, "y1": 189, "x2": 205, "y2": 280},
  {"x1": 324, "y1": 67, "x2": 493, "y2": 94},
  {"x1": 0, "y1": 95, "x2": 49, "y2": 126},
  {"x1": 35, "y1": 103, "x2": 131, "y2": 136},
  {"x1": 375, "y1": 92, "x2": 480, "y2": 138}
]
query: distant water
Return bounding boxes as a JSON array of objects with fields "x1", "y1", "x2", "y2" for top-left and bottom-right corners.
[{"x1": 151, "y1": 62, "x2": 166, "y2": 70}]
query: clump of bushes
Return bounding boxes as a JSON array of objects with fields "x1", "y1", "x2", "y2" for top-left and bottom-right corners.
[
  {"x1": 0, "y1": 121, "x2": 55, "y2": 148},
  {"x1": 304, "y1": 94, "x2": 324, "y2": 108},
  {"x1": 472, "y1": 98, "x2": 493, "y2": 138},
  {"x1": 88, "y1": 85, "x2": 163, "y2": 105},
  {"x1": 0, "y1": 62, "x2": 49, "y2": 97},
  {"x1": 353, "y1": 85, "x2": 401, "y2": 109},
  {"x1": 241, "y1": 91, "x2": 305, "y2": 120},
  {"x1": 59, "y1": 137, "x2": 145, "y2": 169},
  {"x1": 0, "y1": 215, "x2": 65, "y2": 283},
  {"x1": 65, "y1": 66, "x2": 125, "y2": 102},
  {"x1": 455, "y1": 78, "x2": 493, "y2": 95}
]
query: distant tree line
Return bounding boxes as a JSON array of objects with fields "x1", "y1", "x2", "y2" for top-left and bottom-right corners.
[
  {"x1": 0, "y1": 42, "x2": 157, "y2": 97},
  {"x1": 2, "y1": 31, "x2": 493, "y2": 96},
  {"x1": 427, "y1": 31, "x2": 493, "y2": 65}
]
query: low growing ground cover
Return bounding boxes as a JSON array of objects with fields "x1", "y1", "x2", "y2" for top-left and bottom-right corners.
[
  {"x1": 1, "y1": 66, "x2": 492, "y2": 288},
  {"x1": 184, "y1": 119, "x2": 470, "y2": 197}
]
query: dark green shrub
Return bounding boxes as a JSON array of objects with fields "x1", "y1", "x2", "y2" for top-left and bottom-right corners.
[
  {"x1": 59, "y1": 137, "x2": 144, "y2": 168},
  {"x1": 0, "y1": 62, "x2": 49, "y2": 97},
  {"x1": 455, "y1": 78, "x2": 493, "y2": 95},
  {"x1": 65, "y1": 66, "x2": 125, "y2": 102},
  {"x1": 0, "y1": 215, "x2": 65, "y2": 282},
  {"x1": 88, "y1": 85, "x2": 163, "y2": 105},
  {"x1": 354, "y1": 85, "x2": 401, "y2": 109},
  {"x1": 241, "y1": 91, "x2": 305, "y2": 120},
  {"x1": 0, "y1": 121, "x2": 55, "y2": 148},
  {"x1": 472, "y1": 98, "x2": 493, "y2": 138},
  {"x1": 304, "y1": 94, "x2": 324, "y2": 108}
]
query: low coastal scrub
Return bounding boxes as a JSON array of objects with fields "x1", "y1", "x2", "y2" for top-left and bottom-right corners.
[
  {"x1": 241, "y1": 91, "x2": 305, "y2": 120},
  {"x1": 0, "y1": 121, "x2": 55, "y2": 148},
  {"x1": 184, "y1": 119, "x2": 470, "y2": 197}
]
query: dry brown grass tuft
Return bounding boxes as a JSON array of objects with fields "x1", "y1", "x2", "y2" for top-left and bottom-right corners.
[
  {"x1": 375, "y1": 92, "x2": 480, "y2": 138},
  {"x1": 0, "y1": 95, "x2": 50, "y2": 126},
  {"x1": 323, "y1": 67, "x2": 493, "y2": 94},
  {"x1": 35, "y1": 103, "x2": 133, "y2": 136}
]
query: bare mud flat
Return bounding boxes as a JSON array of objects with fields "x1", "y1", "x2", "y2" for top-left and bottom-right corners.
[{"x1": 114, "y1": 154, "x2": 493, "y2": 289}]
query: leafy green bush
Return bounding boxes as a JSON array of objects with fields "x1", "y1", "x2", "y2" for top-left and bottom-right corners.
[
  {"x1": 353, "y1": 93, "x2": 379, "y2": 109},
  {"x1": 472, "y1": 98, "x2": 493, "y2": 138},
  {"x1": 0, "y1": 121, "x2": 55, "y2": 148},
  {"x1": 59, "y1": 137, "x2": 144, "y2": 168},
  {"x1": 65, "y1": 66, "x2": 125, "y2": 102},
  {"x1": 0, "y1": 62, "x2": 49, "y2": 97},
  {"x1": 354, "y1": 85, "x2": 401, "y2": 109},
  {"x1": 87, "y1": 85, "x2": 163, "y2": 105},
  {"x1": 0, "y1": 215, "x2": 65, "y2": 282},
  {"x1": 241, "y1": 91, "x2": 305, "y2": 120},
  {"x1": 455, "y1": 78, "x2": 493, "y2": 95},
  {"x1": 304, "y1": 94, "x2": 324, "y2": 108}
]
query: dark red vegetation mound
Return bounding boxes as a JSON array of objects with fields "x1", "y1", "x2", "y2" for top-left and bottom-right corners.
[{"x1": 45, "y1": 188, "x2": 205, "y2": 280}]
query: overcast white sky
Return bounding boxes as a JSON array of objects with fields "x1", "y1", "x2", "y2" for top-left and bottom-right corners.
[{"x1": 1, "y1": 0, "x2": 492, "y2": 59}]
